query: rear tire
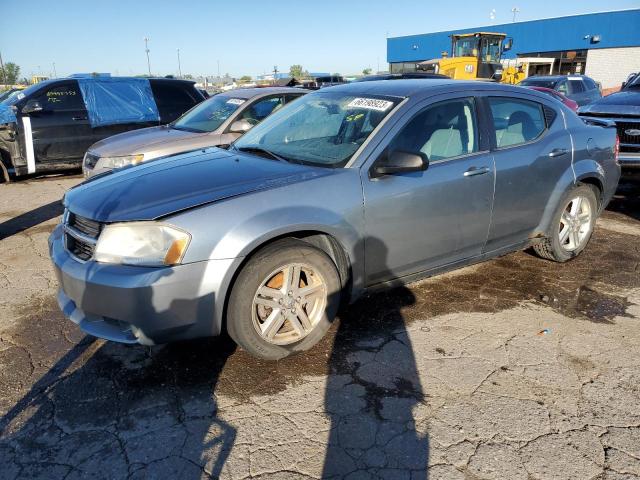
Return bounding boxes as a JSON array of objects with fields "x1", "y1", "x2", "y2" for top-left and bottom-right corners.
[
  {"x1": 227, "y1": 238, "x2": 341, "y2": 360},
  {"x1": 533, "y1": 184, "x2": 598, "y2": 262}
]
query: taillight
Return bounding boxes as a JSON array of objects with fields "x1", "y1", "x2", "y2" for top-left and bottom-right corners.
[{"x1": 614, "y1": 135, "x2": 620, "y2": 165}]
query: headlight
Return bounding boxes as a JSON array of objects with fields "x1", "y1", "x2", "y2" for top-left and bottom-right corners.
[
  {"x1": 99, "y1": 154, "x2": 144, "y2": 170},
  {"x1": 94, "y1": 222, "x2": 191, "y2": 266}
]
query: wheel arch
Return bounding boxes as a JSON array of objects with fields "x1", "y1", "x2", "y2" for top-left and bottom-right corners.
[{"x1": 217, "y1": 228, "x2": 354, "y2": 335}]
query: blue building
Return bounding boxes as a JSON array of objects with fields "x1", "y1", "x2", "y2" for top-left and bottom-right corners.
[{"x1": 387, "y1": 9, "x2": 640, "y2": 89}]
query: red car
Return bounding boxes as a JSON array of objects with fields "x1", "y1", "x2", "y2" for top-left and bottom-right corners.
[{"x1": 525, "y1": 86, "x2": 579, "y2": 112}]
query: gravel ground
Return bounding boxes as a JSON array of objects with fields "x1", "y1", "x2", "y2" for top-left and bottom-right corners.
[{"x1": 0, "y1": 175, "x2": 639, "y2": 480}]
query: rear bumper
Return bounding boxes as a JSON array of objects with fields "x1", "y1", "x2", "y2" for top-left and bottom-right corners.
[{"x1": 49, "y1": 224, "x2": 236, "y2": 344}]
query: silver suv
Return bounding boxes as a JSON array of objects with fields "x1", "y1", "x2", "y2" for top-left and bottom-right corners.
[{"x1": 83, "y1": 87, "x2": 307, "y2": 177}]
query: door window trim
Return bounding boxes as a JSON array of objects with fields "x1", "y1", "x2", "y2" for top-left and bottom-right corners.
[
  {"x1": 482, "y1": 94, "x2": 551, "y2": 152},
  {"x1": 362, "y1": 93, "x2": 490, "y2": 176}
]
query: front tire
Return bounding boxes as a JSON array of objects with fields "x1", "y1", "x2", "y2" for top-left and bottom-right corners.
[
  {"x1": 533, "y1": 184, "x2": 598, "y2": 262},
  {"x1": 227, "y1": 238, "x2": 341, "y2": 360}
]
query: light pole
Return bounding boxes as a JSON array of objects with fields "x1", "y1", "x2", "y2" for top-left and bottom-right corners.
[
  {"x1": 0, "y1": 51, "x2": 6, "y2": 86},
  {"x1": 144, "y1": 37, "x2": 151, "y2": 76},
  {"x1": 52, "y1": 62, "x2": 57, "y2": 78},
  {"x1": 176, "y1": 49, "x2": 182, "y2": 78},
  {"x1": 511, "y1": 7, "x2": 520, "y2": 22}
]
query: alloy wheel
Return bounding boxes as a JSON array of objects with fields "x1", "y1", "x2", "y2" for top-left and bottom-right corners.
[{"x1": 558, "y1": 195, "x2": 593, "y2": 252}]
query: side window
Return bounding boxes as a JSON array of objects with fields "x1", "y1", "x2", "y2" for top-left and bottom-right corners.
[
  {"x1": 284, "y1": 93, "x2": 304, "y2": 104},
  {"x1": 583, "y1": 77, "x2": 597, "y2": 91},
  {"x1": 37, "y1": 82, "x2": 85, "y2": 111},
  {"x1": 240, "y1": 96, "x2": 284, "y2": 125},
  {"x1": 569, "y1": 80, "x2": 585, "y2": 94},
  {"x1": 151, "y1": 83, "x2": 198, "y2": 110},
  {"x1": 387, "y1": 98, "x2": 478, "y2": 162},
  {"x1": 488, "y1": 97, "x2": 546, "y2": 148},
  {"x1": 556, "y1": 80, "x2": 569, "y2": 95}
]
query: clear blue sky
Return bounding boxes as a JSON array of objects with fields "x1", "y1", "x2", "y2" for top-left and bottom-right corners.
[{"x1": 1, "y1": 0, "x2": 638, "y2": 79}]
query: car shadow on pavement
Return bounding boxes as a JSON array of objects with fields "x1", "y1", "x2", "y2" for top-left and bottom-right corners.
[
  {"x1": 322, "y1": 237, "x2": 430, "y2": 478},
  {"x1": 606, "y1": 179, "x2": 640, "y2": 222},
  {"x1": 0, "y1": 200, "x2": 64, "y2": 241}
]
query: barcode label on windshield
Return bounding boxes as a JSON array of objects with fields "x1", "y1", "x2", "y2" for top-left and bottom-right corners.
[
  {"x1": 226, "y1": 98, "x2": 245, "y2": 105},
  {"x1": 347, "y1": 98, "x2": 394, "y2": 111}
]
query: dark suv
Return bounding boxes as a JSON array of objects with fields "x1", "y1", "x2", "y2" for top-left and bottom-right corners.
[
  {"x1": 579, "y1": 72, "x2": 640, "y2": 177},
  {"x1": 519, "y1": 75, "x2": 601, "y2": 107},
  {"x1": 0, "y1": 76, "x2": 204, "y2": 178}
]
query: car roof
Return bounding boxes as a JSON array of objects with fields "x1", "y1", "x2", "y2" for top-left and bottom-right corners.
[
  {"x1": 216, "y1": 87, "x2": 310, "y2": 99},
  {"x1": 320, "y1": 79, "x2": 539, "y2": 99}
]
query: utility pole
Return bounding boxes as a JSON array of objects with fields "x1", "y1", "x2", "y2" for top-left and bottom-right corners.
[
  {"x1": 52, "y1": 62, "x2": 57, "y2": 78},
  {"x1": 273, "y1": 65, "x2": 278, "y2": 84},
  {"x1": 511, "y1": 7, "x2": 520, "y2": 22},
  {"x1": 176, "y1": 49, "x2": 182, "y2": 78},
  {"x1": 144, "y1": 37, "x2": 151, "y2": 76},
  {"x1": 217, "y1": 60, "x2": 220, "y2": 79},
  {"x1": 0, "y1": 51, "x2": 6, "y2": 86}
]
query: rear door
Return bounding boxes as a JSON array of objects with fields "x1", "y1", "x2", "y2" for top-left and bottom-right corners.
[
  {"x1": 25, "y1": 80, "x2": 93, "y2": 163},
  {"x1": 483, "y1": 94, "x2": 572, "y2": 251}
]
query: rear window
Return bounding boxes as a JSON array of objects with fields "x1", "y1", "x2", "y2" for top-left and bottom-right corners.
[
  {"x1": 488, "y1": 97, "x2": 546, "y2": 148},
  {"x1": 519, "y1": 78, "x2": 558, "y2": 89},
  {"x1": 152, "y1": 83, "x2": 198, "y2": 107},
  {"x1": 569, "y1": 79, "x2": 585, "y2": 93},
  {"x1": 583, "y1": 77, "x2": 597, "y2": 90}
]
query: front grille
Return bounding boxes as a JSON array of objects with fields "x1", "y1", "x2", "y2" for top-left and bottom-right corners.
[
  {"x1": 69, "y1": 213, "x2": 102, "y2": 237},
  {"x1": 64, "y1": 212, "x2": 102, "y2": 261},
  {"x1": 66, "y1": 235, "x2": 94, "y2": 261},
  {"x1": 615, "y1": 121, "x2": 640, "y2": 146}
]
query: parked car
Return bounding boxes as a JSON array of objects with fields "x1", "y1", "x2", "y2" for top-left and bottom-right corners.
[
  {"x1": 579, "y1": 73, "x2": 640, "y2": 176},
  {"x1": 50, "y1": 80, "x2": 619, "y2": 360},
  {"x1": 83, "y1": 87, "x2": 308, "y2": 178},
  {"x1": 525, "y1": 86, "x2": 579, "y2": 112},
  {"x1": 0, "y1": 87, "x2": 24, "y2": 103},
  {"x1": 518, "y1": 75, "x2": 601, "y2": 106},
  {"x1": 0, "y1": 76, "x2": 204, "y2": 177}
]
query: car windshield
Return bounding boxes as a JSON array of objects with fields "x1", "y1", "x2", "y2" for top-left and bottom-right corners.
[
  {"x1": 519, "y1": 78, "x2": 559, "y2": 89},
  {"x1": 171, "y1": 94, "x2": 245, "y2": 133},
  {"x1": 233, "y1": 92, "x2": 401, "y2": 168}
]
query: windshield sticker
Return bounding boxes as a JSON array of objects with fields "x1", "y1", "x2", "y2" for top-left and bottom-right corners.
[
  {"x1": 226, "y1": 98, "x2": 245, "y2": 105},
  {"x1": 568, "y1": 77, "x2": 582, "y2": 81},
  {"x1": 347, "y1": 98, "x2": 394, "y2": 112},
  {"x1": 17, "y1": 93, "x2": 25, "y2": 100}
]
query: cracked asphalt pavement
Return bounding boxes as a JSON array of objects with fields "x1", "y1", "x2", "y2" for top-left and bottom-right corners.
[{"x1": 1, "y1": 175, "x2": 639, "y2": 479}]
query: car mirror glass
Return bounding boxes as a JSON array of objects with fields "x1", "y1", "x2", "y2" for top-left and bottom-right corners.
[
  {"x1": 22, "y1": 100, "x2": 43, "y2": 115},
  {"x1": 229, "y1": 119, "x2": 253, "y2": 134},
  {"x1": 372, "y1": 150, "x2": 428, "y2": 178}
]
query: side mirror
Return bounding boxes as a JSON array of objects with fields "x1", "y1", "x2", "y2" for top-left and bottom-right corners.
[
  {"x1": 503, "y1": 37, "x2": 513, "y2": 52},
  {"x1": 229, "y1": 119, "x2": 253, "y2": 134},
  {"x1": 22, "y1": 100, "x2": 43, "y2": 115},
  {"x1": 371, "y1": 150, "x2": 428, "y2": 178}
]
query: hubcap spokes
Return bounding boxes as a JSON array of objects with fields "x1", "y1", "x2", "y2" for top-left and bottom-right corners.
[
  {"x1": 559, "y1": 196, "x2": 592, "y2": 252},
  {"x1": 252, "y1": 263, "x2": 326, "y2": 345}
]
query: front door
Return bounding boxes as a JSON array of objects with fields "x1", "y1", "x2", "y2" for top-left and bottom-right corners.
[
  {"x1": 362, "y1": 96, "x2": 495, "y2": 285},
  {"x1": 25, "y1": 80, "x2": 93, "y2": 163}
]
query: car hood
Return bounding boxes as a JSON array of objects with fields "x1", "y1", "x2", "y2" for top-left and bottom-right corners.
[
  {"x1": 89, "y1": 125, "x2": 209, "y2": 157},
  {"x1": 579, "y1": 90, "x2": 640, "y2": 116},
  {"x1": 65, "y1": 149, "x2": 336, "y2": 223}
]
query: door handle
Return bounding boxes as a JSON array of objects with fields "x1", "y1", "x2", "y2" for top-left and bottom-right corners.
[
  {"x1": 548, "y1": 148, "x2": 568, "y2": 157},
  {"x1": 72, "y1": 116, "x2": 87, "y2": 121},
  {"x1": 463, "y1": 166, "x2": 490, "y2": 177}
]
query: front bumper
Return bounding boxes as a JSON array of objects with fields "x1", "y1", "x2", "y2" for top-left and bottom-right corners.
[{"x1": 49, "y1": 224, "x2": 237, "y2": 344}]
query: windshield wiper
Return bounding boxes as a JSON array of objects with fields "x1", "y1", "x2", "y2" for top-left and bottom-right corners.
[{"x1": 234, "y1": 146, "x2": 291, "y2": 163}]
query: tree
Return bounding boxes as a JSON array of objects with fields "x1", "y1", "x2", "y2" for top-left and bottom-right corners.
[
  {"x1": 362, "y1": 68, "x2": 372, "y2": 76},
  {"x1": 289, "y1": 64, "x2": 304, "y2": 79},
  {"x1": 1, "y1": 62, "x2": 20, "y2": 85},
  {"x1": 238, "y1": 75, "x2": 252, "y2": 84}
]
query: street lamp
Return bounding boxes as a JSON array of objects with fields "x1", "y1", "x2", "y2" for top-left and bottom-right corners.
[
  {"x1": 176, "y1": 49, "x2": 182, "y2": 78},
  {"x1": 144, "y1": 37, "x2": 151, "y2": 76},
  {"x1": 511, "y1": 7, "x2": 520, "y2": 22}
]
